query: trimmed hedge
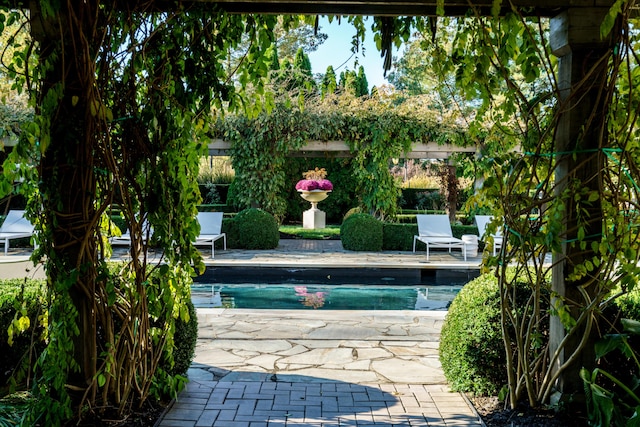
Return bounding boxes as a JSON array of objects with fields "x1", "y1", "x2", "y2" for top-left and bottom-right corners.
[
  {"x1": 381, "y1": 222, "x2": 479, "y2": 252},
  {"x1": 341, "y1": 213, "x2": 383, "y2": 251},
  {"x1": 0, "y1": 279, "x2": 47, "y2": 393},
  {"x1": 232, "y1": 208, "x2": 279, "y2": 249},
  {"x1": 382, "y1": 223, "x2": 416, "y2": 251}
]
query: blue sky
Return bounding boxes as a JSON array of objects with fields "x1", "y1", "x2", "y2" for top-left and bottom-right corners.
[{"x1": 307, "y1": 17, "x2": 398, "y2": 90}]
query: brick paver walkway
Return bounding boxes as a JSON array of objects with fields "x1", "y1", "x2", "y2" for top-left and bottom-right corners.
[{"x1": 158, "y1": 381, "x2": 481, "y2": 427}]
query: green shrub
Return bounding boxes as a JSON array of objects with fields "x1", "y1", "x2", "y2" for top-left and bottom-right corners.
[
  {"x1": 234, "y1": 208, "x2": 279, "y2": 249},
  {"x1": 440, "y1": 271, "x2": 548, "y2": 396},
  {"x1": 343, "y1": 207, "x2": 362, "y2": 221},
  {"x1": 416, "y1": 190, "x2": 444, "y2": 211},
  {"x1": 616, "y1": 286, "x2": 640, "y2": 321},
  {"x1": 451, "y1": 224, "x2": 478, "y2": 239},
  {"x1": 340, "y1": 213, "x2": 383, "y2": 251},
  {"x1": 222, "y1": 217, "x2": 240, "y2": 248},
  {"x1": 382, "y1": 223, "x2": 416, "y2": 251},
  {"x1": 0, "y1": 279, "x2": 47, "y2": 394},
  {"x1": 165, "y1": 299, "x2": 198, "y2": 376},
  {"x1": 439, "y1": 272, "x2": 507, "y2": 396}
]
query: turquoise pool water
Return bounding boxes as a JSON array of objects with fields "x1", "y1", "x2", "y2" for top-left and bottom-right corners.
[
  {"x1": 191, "y1": 284, "x2": 461, "y2": 310},
  {"x1": 191, "y1": 267, "x2": 478, "y2": 310}
]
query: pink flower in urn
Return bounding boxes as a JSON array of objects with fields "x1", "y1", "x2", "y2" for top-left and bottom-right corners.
[
  {"x1": 295, "y1": 167, "x2": 333, "y2": 192},
  {"x1": 295, "y1": 180, "x2": 320, "y2": 191},
  {"x1": 316, "y1": 179, "x2": 333, "y2": 191}
]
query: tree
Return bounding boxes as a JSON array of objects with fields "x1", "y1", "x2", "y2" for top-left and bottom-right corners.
[
  {"x1": 321, "y1": 65, "x2": 337, "y2": 97},
  {"x1": 0, "y1": 6, "x2": 288, "y2": 423},
  {"x1": 356, "y1": 65, "x2": 369, "y2": 96},
  {"x1": 0, "y1": 12, "x2": 32, "y2": 170},
  {"x1": 340, "y1": 69, "x2": 358, "y2": 95},
  {"x1": 275, "y1": 21, "x2": 328, "y2": 60}
]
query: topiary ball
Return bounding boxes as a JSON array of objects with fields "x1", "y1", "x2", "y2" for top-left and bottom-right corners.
[
  {"x1": 439, "y1": 273, "x2": 505, "y2": 396},
  {"x1": 340, "y1": 213, "x2": 383, "y2": 251},
  {"x1": 234, "y1": 208, "x2": 279, "y2": 249},
  {"x1": 439, "y1": 271, "x2": 549, "y2": 396}
]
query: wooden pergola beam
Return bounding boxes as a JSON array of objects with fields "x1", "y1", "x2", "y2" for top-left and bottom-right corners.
[
  {"x1": 208, "y1": 138, "x2": 477, "y2": 158},
  {"x1": 176, "y1": 0, "x2": 604, "y2": 17}
]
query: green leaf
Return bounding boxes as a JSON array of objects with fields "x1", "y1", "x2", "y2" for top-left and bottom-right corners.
[
  {"x1": 601, "y1": 0, "x2": 625, "y2": 38},
  {"x1": 622, "y1": 318, "x2": 640, "y2": 335},
  {"x1": 595, "y1": 334, "x2": 626, "y2": 359}
]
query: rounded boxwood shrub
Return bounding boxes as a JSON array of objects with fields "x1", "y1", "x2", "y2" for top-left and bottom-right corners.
[
  {"x1": 234, "y1": 208, "x2": 279, "y2": 249},
  {"x1": 439, "y1": 273, "x2": 505, "y2": 396},
  {"x1": 340, "y1": 213, "x2": 383, "y2": 251},
  {"x1": 440, "y1": 271, "x2": 549, "y2": 396}
]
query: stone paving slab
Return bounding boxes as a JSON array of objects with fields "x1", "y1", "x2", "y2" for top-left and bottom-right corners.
[{"x1": 200, "y1": 240, "x2": 483, "y2": 270}]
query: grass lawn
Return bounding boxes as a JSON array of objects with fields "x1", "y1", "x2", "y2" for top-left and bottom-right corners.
[{"x1": 279, "y1": 225, "x2": 341, "y2": 240}]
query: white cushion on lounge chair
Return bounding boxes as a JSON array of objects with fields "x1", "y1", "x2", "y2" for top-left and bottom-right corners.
[
  {"x1": 475, "y1": 215, "x2": 503, "y2": 256},
  {"x1": 195, "y1": 212, "x2": 226, "y2": 258},
  {"x1": 412, "y1": 214, "x2": 467, "y2": 261},
  {"x1": 0, "y1": 210, "x2": 35, "y2": 255}
]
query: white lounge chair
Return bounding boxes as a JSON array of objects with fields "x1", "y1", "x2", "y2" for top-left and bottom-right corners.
[
  {"x1": 0, "y1": 210, "x2": 35, "y2": 255},
  {"x1": 195, "y1": 212, "x2": 226, "y2": 258},
  {"x1": 412, "y1": 214, "x2": 467, "y2": 261},
  {"x1": 109, "y1": 220, "x2": 151, "y2": 247},
  {"x1": 475, "y1": 215, "x2": 503, "y2": 256}
]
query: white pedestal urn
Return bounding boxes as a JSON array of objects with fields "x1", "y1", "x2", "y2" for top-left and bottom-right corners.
[{"x1": 298, "y1": 190, "x2": 331, "y2": 229}]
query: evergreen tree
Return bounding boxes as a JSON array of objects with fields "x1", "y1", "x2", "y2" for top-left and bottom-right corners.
[
  {"x1": 321, "y1": 65, "x2": 337, "y2": 97},
  {"x1": 293, "y1": 47, "x2": 313, "y2": 78},
  {"x1": 343, "y1": 69, "x2": 358, "y2": 95},
  {"x1": 268, "y1": 46, "x2": 280, "y2": 71},
  {"x1": 356, "y1": 65, "x2": 369, "y2": 97}
]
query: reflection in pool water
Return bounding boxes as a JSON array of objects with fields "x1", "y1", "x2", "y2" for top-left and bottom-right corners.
[{"x1": 191, "y1": 284, "x2": 462, "y2": 310}]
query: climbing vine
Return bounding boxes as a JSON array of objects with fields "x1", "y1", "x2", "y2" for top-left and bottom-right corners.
[
  {"x1": 220, "y1": 92, "x2": 468, "y2": 220},
  {"x1": 0, "y1": 4, "x2": 286, "y2": 423},
  {"x1": 437, "y1": 7, "x2": 640, "y2": 413}
]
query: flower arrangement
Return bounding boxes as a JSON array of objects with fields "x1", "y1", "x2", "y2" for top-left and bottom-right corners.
[{"x1": 295, "y1": 167, "x2": 333, "y2": 191}]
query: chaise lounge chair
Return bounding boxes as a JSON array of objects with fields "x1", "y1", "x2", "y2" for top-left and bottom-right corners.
[
  {"x1": 412, "y1": 214, "x2": 467, "y2": 261},
  {"x1": 475, "y1": 215, "x2": 503, "y2": 256},
  {"x1": 109, "y1": 219, "x2": 151, "y2": 248},
  {"x1": 195, "y1": 212, "x2": 226, "y2": 258},
  {"x1": 0, "y1": 210, "x2": 35, "y2": 255}
]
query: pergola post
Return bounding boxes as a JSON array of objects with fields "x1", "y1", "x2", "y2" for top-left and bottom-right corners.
[{"x1": 549, "y1": 8, "x2": 612, "y2": 398}]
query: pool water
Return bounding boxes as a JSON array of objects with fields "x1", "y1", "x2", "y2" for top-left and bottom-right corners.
[
  {"x1": 191, "y1": 284, "x2": 462, "y2": 310},
  {"x1": 191, "y1": 267, "x2": 478, "y2": 311}
]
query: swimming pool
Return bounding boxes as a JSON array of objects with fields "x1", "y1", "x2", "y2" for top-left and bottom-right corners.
[
  {"x1": 192, "y1": 284, "x2": 462, "y2": 310},
  {"x1": 191, "y1": 267, "x2": 479, "y2": 311}
]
